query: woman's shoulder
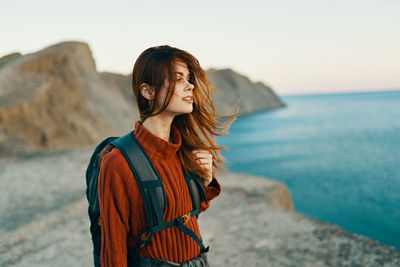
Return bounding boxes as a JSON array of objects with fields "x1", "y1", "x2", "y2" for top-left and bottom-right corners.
[
  {"x1": 101, "y1": 146, "x2": 122, "y2": 162},
  {"x1": 100, "y1": 147, "x2": 124, "y2": 167},
  {"x1": 100, "y1": 146, "x2": 133, "y2": 181}
]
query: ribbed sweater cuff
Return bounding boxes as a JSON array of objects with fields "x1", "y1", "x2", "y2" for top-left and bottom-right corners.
[{"x1": 205, "y1": 176, "x2": 221, "y2": 201}]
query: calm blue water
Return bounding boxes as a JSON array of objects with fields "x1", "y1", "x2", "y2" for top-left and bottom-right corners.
[{"x1": 217, "y1": 89, "x2": 400, "y2": 249}]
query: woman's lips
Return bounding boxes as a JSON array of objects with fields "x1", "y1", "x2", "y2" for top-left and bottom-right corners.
[{"x1": 182, "y1": 96, "x2": 193, "y2": 103}]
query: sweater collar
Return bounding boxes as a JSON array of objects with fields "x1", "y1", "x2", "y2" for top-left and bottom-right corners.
[{"x1": 133, "y1": 120, "x2": 181, "y2": 159}]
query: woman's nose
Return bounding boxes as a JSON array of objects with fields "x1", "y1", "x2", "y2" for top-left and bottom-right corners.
[{"x1": 185, "y1": 81, "x2": 194, "y2": 90}]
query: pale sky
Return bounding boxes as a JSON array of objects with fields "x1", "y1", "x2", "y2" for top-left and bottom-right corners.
[{"x1": 1, "y1": 0, "x2": 399, "y2": 96}]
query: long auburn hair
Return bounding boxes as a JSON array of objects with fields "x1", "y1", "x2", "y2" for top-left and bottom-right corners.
[{"x1": 131, "y1": 45, "x2": 239, "y2": 179}]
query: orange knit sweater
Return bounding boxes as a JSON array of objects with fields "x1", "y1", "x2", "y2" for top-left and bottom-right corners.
[{"x1": 98, "y1": 120, "x2": 222, "y2": 266}]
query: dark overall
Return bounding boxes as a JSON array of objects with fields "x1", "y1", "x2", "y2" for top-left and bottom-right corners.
[{"x1": 129, "y1": 252, "x2": 210, "y2": 267}]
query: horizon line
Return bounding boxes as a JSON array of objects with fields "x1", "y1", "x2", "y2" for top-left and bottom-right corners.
[{"x1": 278, "y1": 88, "x2": 400, "y2": 97}]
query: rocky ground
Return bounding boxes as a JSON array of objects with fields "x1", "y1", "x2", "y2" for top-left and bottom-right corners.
[{"x1": 0, "y1": 147, "x2": 399, "y2": 267}]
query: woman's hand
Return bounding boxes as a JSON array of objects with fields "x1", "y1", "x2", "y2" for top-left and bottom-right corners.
[{"x1": 192, "y1": 149, "x2": 213, "y2": 187}]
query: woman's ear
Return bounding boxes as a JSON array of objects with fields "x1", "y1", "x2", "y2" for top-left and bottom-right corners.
[{"x1": 139, "y1": 83, "x2": 155, "y2": 101}]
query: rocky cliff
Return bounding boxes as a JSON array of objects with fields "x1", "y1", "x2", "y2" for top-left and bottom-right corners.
[
  {"x1": 0, "y1": 41, "x2": 284, "y2": 157},
  {"x1": 208, "y1": 68, "x2": 285, "y2": 116},
  {"x1": 0, "y1": 42, "x2": 134, "y2": 157}
]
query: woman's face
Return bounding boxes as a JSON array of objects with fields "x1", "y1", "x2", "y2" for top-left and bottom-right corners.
[{"x1": 155, "y1": 60, "x2": 195, "y2": 116}]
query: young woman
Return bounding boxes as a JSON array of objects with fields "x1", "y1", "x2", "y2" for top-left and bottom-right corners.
[{"x1": 97, "y1": 45, "x2": 238, "y2": 266}]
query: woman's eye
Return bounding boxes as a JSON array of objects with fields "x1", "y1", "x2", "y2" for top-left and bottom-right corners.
[{"x1": 177, "y1": 78, "x2": 190, "y2": 83}]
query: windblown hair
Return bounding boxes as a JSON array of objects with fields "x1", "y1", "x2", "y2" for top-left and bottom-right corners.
[{"x1": 131, "y1": 45, "x2": 239, "y2": 179}]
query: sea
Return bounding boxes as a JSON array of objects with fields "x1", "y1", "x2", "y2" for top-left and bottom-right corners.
[{"x1": 216, "y1": 89, "x2": 400, "y2": 250}]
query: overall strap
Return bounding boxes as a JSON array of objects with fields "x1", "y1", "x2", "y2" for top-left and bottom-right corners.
[
  {"x1": 131, "y1": 171, "x2": 210, "y2": 259},
  {"x1": 183, "y1": 170, "x2": 208, "y2": 219},
  {"x1": 110, "y1": 131, "x2": 166, "y2": 228},
  {"x1": 132, "y1": 210, "x2": 210, "y2": 261}
]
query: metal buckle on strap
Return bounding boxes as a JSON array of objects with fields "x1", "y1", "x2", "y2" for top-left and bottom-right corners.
[
  {"x1": 140, "y1": 231, "x2": 151, "y2": 241},
  {"x1": 139, "y1": 231, "x2": 152, "y2": 248},
  {"x1": 181, "y1": 212, "x2": 191, "y2": 225}
]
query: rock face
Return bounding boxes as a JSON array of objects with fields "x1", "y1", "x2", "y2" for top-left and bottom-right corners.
[
  {"x1": 0, "y1": 42, "x2": 137, "y2": 156},
  {"x1": 215, "y1": 170, "x2": 294, "y2": 212},
  {"x1": 207, "y1": 68, "x2": 285, "y2": 116},
  {"x1": 0, "y1": 41, "x2": 284, "y2": 157}
]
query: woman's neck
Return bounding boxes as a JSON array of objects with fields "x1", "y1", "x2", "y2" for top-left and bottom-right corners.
[{"x1": 141, "y1": 116, "x2": 174, "y2": 143}]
